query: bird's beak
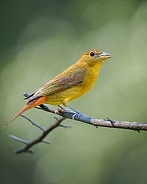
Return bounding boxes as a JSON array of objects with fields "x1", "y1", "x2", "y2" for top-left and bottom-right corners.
[{"x1": 99, "y1": 52, "x2": 112, "y2": 60}]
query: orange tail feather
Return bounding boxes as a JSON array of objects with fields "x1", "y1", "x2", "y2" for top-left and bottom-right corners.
[{"x1": 5, "y1": 96, "x2": 46, "y2": 126}]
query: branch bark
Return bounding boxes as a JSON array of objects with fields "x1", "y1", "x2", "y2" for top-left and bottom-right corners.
[{"x1": 8, "y1": 92, "x2": 147, "y2": 154}]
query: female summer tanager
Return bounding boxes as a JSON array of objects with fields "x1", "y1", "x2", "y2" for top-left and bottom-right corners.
[{"x1": 7, "y1": 50, "x2": 111, "y2": 126}]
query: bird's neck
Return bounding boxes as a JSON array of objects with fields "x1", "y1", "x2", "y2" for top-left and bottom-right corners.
[{"x1": 78, "y1": 59, "x2": 104, "y2": 71}]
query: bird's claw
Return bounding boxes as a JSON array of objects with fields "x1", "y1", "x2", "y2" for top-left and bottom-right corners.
[
  {"x1": 55, "y1": 105, "x2": 70, "y2": 114},
  {"x1": 72, "y1": 112, "x2": 80, "y2": 120},
  {"x1": 55, "y1": 106, "x2": 65, "y2": 114}
]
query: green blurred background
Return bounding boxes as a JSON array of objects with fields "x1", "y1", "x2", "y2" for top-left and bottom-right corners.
[{"x1": 1, "y1": 0, "x2": 147, "y2": 183}]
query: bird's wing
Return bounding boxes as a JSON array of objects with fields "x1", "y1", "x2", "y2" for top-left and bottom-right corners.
[{"x1": 25, "y1": 68, "x2": 86, "y2": 102}]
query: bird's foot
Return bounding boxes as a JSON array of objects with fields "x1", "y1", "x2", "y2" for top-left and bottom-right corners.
[
  {"x1": 55, "y1": 105, "x2": 66, "y2": 114},
  {"x1": 55, "y1": 105, "x2": 84, "y2": 121},
  {"x1": 67, "y1": 106, "x2": 83, "y2": 120}
]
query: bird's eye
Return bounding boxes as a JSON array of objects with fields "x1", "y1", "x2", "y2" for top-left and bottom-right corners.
[{"x1": 89, "y1": 51, "x2": 95, "y2": 57}]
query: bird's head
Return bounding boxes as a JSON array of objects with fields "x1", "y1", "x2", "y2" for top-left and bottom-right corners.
[{"x1": 79, "y1": 50, "x2": 112, "y2": 67}]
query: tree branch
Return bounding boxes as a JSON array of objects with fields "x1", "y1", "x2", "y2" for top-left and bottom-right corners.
[
  {"x1": 8, "y1": 92, "x2": 147, "y2": 154},
  {"x1": 9, "y1": 116, "x2": 66, "y2": 154}
]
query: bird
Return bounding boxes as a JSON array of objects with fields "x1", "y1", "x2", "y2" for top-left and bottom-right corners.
[{"x1": 6, "y1": 49, "x2": 111, "y2": 126}]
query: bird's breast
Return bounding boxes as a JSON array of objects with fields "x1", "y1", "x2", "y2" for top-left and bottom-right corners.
[{"x1": 82, "y1": 67, "x2": 99, "y2": 90}]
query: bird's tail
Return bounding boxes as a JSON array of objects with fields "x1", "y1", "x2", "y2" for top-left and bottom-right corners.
[{"x1": 5, "y1": 96, "x2": 46, "y2": 126}]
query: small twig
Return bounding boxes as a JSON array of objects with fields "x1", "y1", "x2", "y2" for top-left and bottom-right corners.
[
  {"x1": 59, "y1": 124, "x2": 72, "y2": 129},
  {"x1": 20, "y1": 114, "x2": 45, "y2": 131},
  {"x1": 11, "y1": 116, "x2": 66, "y2": 154},
  {"x1": 9, "y1": 135, "x2": 29, "y2": 145},
  {"x1": 41, "y1": 140, "x2": 51, "y2": 144}
]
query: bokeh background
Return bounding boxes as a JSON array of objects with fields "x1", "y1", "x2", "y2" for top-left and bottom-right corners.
[{"x1": 1, "y1": 0, "x2": 147, "y2": 183}]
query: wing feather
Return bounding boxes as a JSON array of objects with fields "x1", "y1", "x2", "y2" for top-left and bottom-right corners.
[{"x1": 25, "y1": 67, "x2": 86, "y2": 102}]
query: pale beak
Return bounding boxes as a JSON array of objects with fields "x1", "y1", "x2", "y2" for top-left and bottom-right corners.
[{"x1": 99, "y1": 52, "x2": 112, "y2": 60}]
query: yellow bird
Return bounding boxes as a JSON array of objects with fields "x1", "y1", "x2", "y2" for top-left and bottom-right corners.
[{"x1": 7, "y1": 49, "x2": 111, "y2": 126}]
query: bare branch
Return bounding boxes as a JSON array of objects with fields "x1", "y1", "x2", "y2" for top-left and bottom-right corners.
[
  {"x1": 11, "y1": 116, "x2": 66, "y2": 154},
  {"x1": 24, "y1": 93, "x2": 147, "y2": 131},
  {"x1": 8, "y1": 92, "x2": 147, "y2": 154}
]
